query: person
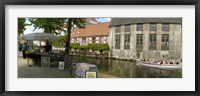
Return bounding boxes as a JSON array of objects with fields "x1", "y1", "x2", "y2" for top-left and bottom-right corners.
[
  {"x1": 21, "y1": 43, "x2": 27, "y2": 59},
  {"x1": 44, "y1": 41, "x2": 52, "y2": 56},
  {"x1": 29, "y1": 45, "x2": 35, "y2": 54}
]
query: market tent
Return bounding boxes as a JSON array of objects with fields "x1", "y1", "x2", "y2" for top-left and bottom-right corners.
[{"x1": 22, "y1": 32, "x2": 60, "y2": 41}]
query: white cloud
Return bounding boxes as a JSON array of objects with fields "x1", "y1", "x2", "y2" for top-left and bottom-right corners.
[{"x1": 104, "y1": 18, "x2": 111, "y2": 21}]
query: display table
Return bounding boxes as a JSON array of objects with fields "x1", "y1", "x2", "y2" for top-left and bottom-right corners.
[
  {"x1": 25, "y1": 53, "x2": 42, "y2": 66},
  {"x1": 25, "y1": 53, "x2": 61, "y2": 67}
]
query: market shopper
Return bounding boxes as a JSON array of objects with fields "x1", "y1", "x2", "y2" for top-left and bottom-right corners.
[
  {"x1": 21, "y1": 43, "x2": 27, "y2": 59},
  {"x1": 44, "y1": 40, "x2": 52, "y2": 56}
]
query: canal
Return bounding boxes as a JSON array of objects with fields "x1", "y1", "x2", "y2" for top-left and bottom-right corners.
[{"x1": 71, "y1": 55, "x2": 182, "y2": 78}]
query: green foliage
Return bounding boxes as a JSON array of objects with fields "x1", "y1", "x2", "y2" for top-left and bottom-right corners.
[
  {"x1": 70, "y1": 43, "x2": 80, "y2": 49},
  {"x1": 79, "y1": 45, "x2": 89, "y2": 50},
  {"x1": 71, "y1": 18, "x2": 87, "y2": 29},
  {"x1": 87, "y1": 43, "x2": 96, "y2": 50},
  {"x1": 18, "y1": 18, "x2": 28, "y2": 35},
  {"x1": 28, "y1": 18, "x2": 67, "y2": 35},
  {"x1": 88, "y1": 43, "x2": 110, "y2": 52},
  {"x1": 52, "y1": 35, "x2": 67, "y2": 48},
  {"x1": 71, "y1": 43, "x2": 110, "y2": 52},
  {"x1": 96, "y1": 43, "x2": 110, "y2": 52}
]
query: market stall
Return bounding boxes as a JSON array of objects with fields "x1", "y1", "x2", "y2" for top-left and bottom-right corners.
[{"x1": 22, "y1": 32, "x2": 61, "y2": 67}]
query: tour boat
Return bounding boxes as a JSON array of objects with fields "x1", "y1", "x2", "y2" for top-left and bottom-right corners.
[{"x1": 136, "y1": 60, "x2": 182, "y2": 69}]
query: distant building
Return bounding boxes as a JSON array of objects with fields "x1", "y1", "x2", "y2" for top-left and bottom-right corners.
[
  {"x1": 71, "y1": 22, "x2": 111, "y2": 45},
  {"x1": 108, "y1": 18, "x2": 182, "y2": 60}
]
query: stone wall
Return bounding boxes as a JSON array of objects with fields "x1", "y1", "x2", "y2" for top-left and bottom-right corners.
[{"x1": 109, "y1": 23, "x2": 182, "y2": 60}]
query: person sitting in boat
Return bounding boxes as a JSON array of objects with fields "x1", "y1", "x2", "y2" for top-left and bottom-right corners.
[
  {"x1": 176, "y1": 60, "x2": 180, "y2": 65},
  {"x1": 157, "y1": 60, "x2": 160, "y2": 65},
  {"x1": 160, "y1": 60, "x2": 163, "y2": 65},
  {"x1": 170, "y1": 61, "x2": 173, "y2": 64}
]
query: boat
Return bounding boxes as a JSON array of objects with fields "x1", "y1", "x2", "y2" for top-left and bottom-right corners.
[{"x1": 136, "y1": 60, "x2": 182, "y2": 69}]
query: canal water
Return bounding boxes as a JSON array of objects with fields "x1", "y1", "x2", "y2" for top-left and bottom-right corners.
[{"x1": 71, "y1": 55, "x2": 182, "y2": 78}]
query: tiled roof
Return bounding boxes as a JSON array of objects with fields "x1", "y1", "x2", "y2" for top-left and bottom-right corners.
[
  {"x1": 86, "y1": 18, "x2": 97, "y2": 22},
  {"x1": 71, "y1": 22, "x2": 110, "y2": 37},
  {"x1": 110, "y1": 18, "x2": 182, "y2": 27}
]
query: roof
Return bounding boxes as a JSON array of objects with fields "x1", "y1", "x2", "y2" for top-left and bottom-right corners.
[
  {"x1": 109, "y1": 18, "x2": 182, "y2": 27},
  {"x1": 71, "y1": 22, "x2": 110, "y2": 38},
  {"x1": 86, "y1": 18, "x2": 97, "y2": 22}
]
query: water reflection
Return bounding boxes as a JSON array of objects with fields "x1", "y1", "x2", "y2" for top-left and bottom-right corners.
[{"x1": 71, "y1": 56, "x2": 182, "y2": 78}]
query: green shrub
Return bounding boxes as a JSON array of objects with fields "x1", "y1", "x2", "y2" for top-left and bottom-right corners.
[
  {"x1": 79, "y1": 45, "x2": 89, "y2": 50},
  {"x1": 87, "y1": 43, "x2": 110, "y2": 52},
  {"x1": 96, "y1": 43, "x2": 110, "y2": 52},
  {"x1": 69, "y1": 43, "x2": 110, "y2": 52},
  {"x1": 88, "y1": 43, "x2": 96, "y2": 50},
  {"x1": 70, "y1": 43, "x2": 80, "y2": 49}
]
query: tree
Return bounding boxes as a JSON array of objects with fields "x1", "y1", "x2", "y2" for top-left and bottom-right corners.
[
  {"x1": 29, "y1": 18, "x2": 87, "y2": 69},
  {"x1": 65, "y1": 18, "x2": 86, "y2": 54},
  {"x1": 28, "y1": 18, "x2": 67, "y2": 35},
  {"x1": 64, "y1": 18, "x2": 86, "y2": 69},
  {"x1": 18, "y1": 18, "x2": 27, "y2": 35}
]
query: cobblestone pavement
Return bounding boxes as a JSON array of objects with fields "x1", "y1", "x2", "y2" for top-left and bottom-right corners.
[{"x1": 18, "y1": 52, "x2": 70, "y2": 78}]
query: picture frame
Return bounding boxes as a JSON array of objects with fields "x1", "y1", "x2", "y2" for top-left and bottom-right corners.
[
  {"x1": 85, "y1": 70, "x2": 98, "y2": 78},
  {"x1": 1, "y1": 0, "x2": 199, "y2": 96},
  {"x1": 58, "y1": 61, "x2": 65, "y2": 70}
]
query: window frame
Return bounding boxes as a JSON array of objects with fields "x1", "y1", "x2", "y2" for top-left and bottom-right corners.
[
  {"x1": 115, "y1": 26, "x2": 121, "y2": 33},
  {"x1": 149, "y1": 34, "x2": 157, "y2": 50},
  {"x1": 161, "y1": 34, "x2": 169, "y2": 50},
  {"x1": 115, "y1": 35, "x2": 121, "y2": 49},
  {"x1": 136, "y1": 23, "x2": 143, "y2": 31},
  {"x1": 150, "y1": 23, "x2": 157, "y2": 31},
  {"x1": 124, "y1": 34, "x2": 130, "y2": 49},
  {"x1": 136, "y1": 34, "x2": 143, "y2": 50},
  {"x1": 162, "y1": 23, "x2": 169, "y2": 32},
  {"x1": 124, "y1": 24, "x2": 131, "y2": 32}
]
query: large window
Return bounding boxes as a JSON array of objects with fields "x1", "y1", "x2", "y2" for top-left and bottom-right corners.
[
  {"x1": 124, "y1": 25, "x2": 130, "y2": 32},
  {"x1": 149, "y1": 34, "x2": 157, "y2": 50},
  {"x1": 115, "y1": 35, "x2": 121, "y2": 49},
  {"x1": 136, "y1": 24, "x2": 143, "y2": 31},
  {"x1": 124, "y1": 34, "x2": 130, "y2": 49},
  {"x1": 161, "y1": 34, "x2": 169, "y2": 50},
  {"x1": 162, "y1": 24, "x2": 169, "y2": 32},
  {"x1": 115, "y1": 26, "x2": 121, "y2": 33},
  {"x1": 136, "y1": 34, "x2": 143, "y2": 50},
  {"x1": 150, "y1": 23, "x2": 157, "y2": 31}
]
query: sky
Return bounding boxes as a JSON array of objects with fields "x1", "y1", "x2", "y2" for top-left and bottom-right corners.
[
  {"x1": 96, "y1": 18, "x2": 111, "y2": 22},
  {"x1": 23, "y1": 18, "x2": 111, "y2": 35}
]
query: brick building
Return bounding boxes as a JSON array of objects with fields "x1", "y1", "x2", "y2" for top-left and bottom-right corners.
[
  {"x1": 71, "y1": 22, "x2": 110, "y2": 45},
  {"x1": 108, "y1": 18, "x2": 182, "y2": 60}
]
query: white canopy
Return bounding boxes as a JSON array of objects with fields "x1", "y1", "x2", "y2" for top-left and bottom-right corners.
[{"x1": 22, "y1": 33, "x2": 60, "y2": 41}]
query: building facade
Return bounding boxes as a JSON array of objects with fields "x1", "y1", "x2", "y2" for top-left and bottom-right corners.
[
  {"x1": 71, "y1": 22, "x2": 110, "y2": 45},
  {"x1": 108, "y1": 18, "x2": 182, "y2": 60}
]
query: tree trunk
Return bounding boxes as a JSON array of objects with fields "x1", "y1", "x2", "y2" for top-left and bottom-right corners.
[{"x1": 64, "y1": 18, "x2": 72, "y2": 69}]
